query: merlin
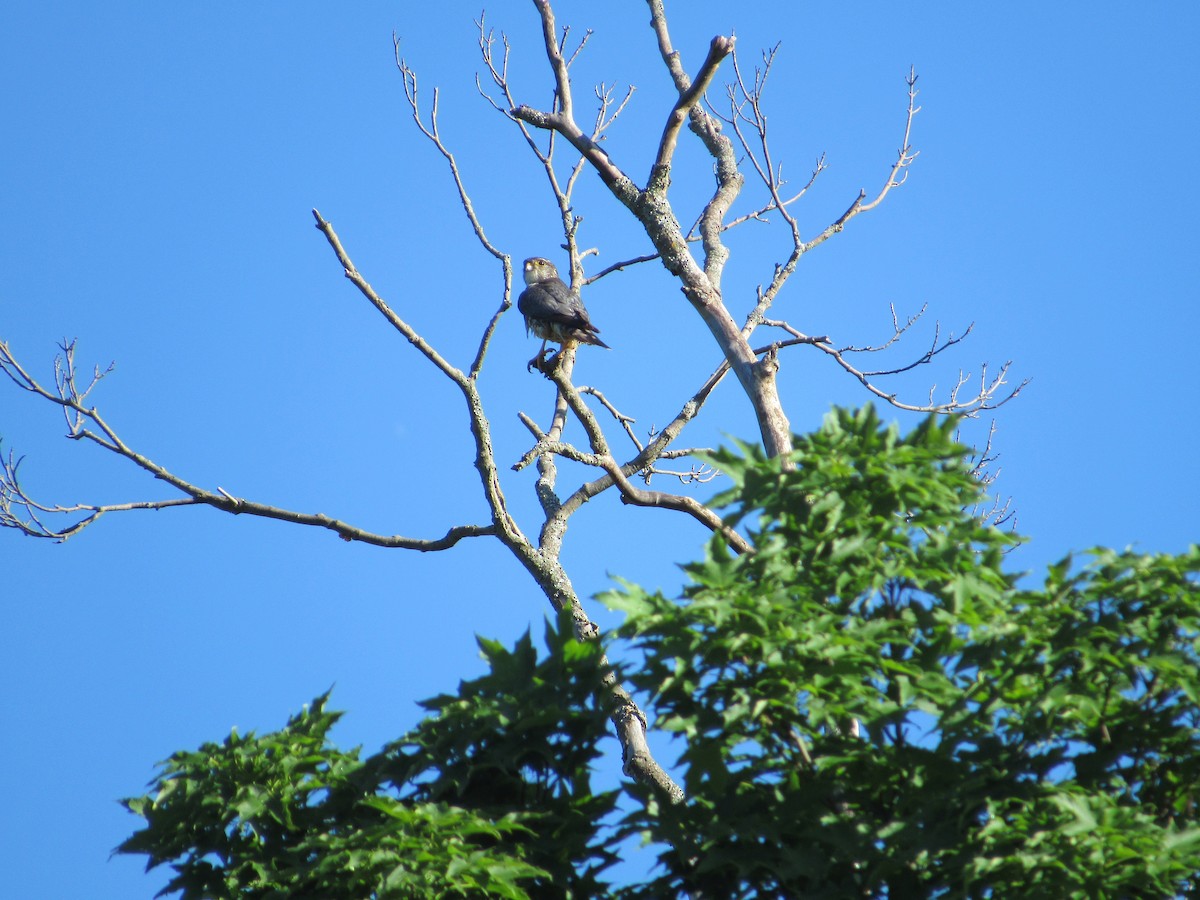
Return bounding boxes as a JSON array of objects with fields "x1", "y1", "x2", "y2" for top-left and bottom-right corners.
[{"x1": 518, "y1": 256, "x2": 609, "y2": 370}]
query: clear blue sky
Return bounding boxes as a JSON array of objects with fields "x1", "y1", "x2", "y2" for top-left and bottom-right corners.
[{"x1": 2, "y1": 3, "x2": 1197, "y2": 896}]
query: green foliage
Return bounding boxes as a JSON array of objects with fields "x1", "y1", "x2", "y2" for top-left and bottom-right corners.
[
  {"x1": 119, "y1": 617, "x2": 617, "y2": 899},
  {"x1": 603, "y1": 406, "x2": 1200, "y2": 898},
  {"x1": 371, "y1": 619, "x2": 620, "y2": 896},
  {"x1": 122, "y1": 406, "x2": 1200, "y2": 898}
]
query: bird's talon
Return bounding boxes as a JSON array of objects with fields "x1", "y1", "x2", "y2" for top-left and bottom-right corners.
[{"x1": 526, "y1": 348, "x2": 554, "y2": 373}]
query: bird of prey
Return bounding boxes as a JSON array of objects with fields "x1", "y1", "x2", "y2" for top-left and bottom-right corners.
[{"x1": 518, "y1": 256, "x2": 609, "y2": 371}]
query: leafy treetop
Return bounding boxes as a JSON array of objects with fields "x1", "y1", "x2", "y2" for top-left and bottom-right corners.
[{"x1": 121, "y1": 406, "x2": 1200, "y2": 899}]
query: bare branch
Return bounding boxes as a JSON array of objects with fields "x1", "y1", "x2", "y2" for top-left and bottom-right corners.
[
  {"x1": 601, "y1": 453, "x2": 751, "y2": 554},
  {"x1": 476, "y1": 14, "x2": 622, "y2": 283},
  {"x1": 645, "y1": 0, "x2": 692, "y2": 93},
  {"x1": 966, "y1": 418, "x2": 1002, "y2": 485},
  {"x1": 519, "y1": 382, "x2": 714, "y2": 489},
  {"x1": 583, "y1": 253, "x2": 660, "y2": 285},
  {"x1": 640, "y1": 460, "x2": 719, "y2": 486},
  {"x1": 579, "y1": 385, "x2": 643, "y2": 453},
  {"x1": 395, "y1": 40, "x2": 513, "y2": 379},
  {"x1": 719, "y1": 156, "x2": 826, "y2": 235},
  {"x1": 802, "y1": 67, "x2": 922, "y2": 254},
  {"x1": 722, "y1": 45, "x2": 809, "y2": 332},
  {"x1": 0, "y1": 457, "x2": 201, "y2": 541},
  {"x1": 651, "y1": 35, "x2": 736, "y2": 177},
  {"x1": 593, "y1": 81, "x2": 637, "y2": 136},
  {"x1": 839, "y1": 302, "x2": 930, "y2": 353},
  {"x1": 655, "y1": 447, "x2": 715, "y2": 462},
  {"x1": 747, "y1": 316, "x2": 1026, "y2": 415},
  {"x1": 561, "y1": 25, "x2": 593, "y2": 70},
  {"x1": 644, "y1": 0, "x2": 746, "y2": 292},
  {"x1": 397, "y1": 39, "x2": 506, "y2": 267},
  {"x1": 855, "y1": 321, "x2": 972, "y2": 378},
  {"x1": 962, "y1": 419, "x2": 1017, "y2": 528},
  {"x1": 513, "y1": 438, "x2": 606, "y2": 472},
  {"x1": 311, "y1": 209, "x2": 471, "y2": 387},
  {"x1": 476, "y1": 19, "x2": 550, "y2": 163},
  {"x1": 504, "y1": 2, "x2": 796, "y2": 460},
  {"x1": 752, "y1": 328, "x2": 833, "y2": 351},
  {"x1": 724, "y1": 55, "x2": 921, "y2": 336},
  {"x1": 548, "y1": 344, "x2": 732, "y2": 534},
  {"x1": 0, "y1": 344, "x2": 500, "y2": 548},
  {"x1": 516, "y1": 345, "x2": 751, "y2": 554},
  {"x1": 509, "y1": 3, "x2": 638, "y2": 201},
  {"x1": 819, "y1": 342, "x2": 1026, "y2": 415},
  {"x1": 510, "y1": 348, "x2": 685, "y2": 798}
]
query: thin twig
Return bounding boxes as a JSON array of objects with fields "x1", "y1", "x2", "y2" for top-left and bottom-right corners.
[
  {"x1": 395, "y1": 39, "x2": 512, "y2": 380},
  {"x1": 579, "y1": 386, "x2": 643, "y2": 452},
  {"x1": 583, "y1": 254, "x2": 660, "y2": 285}
]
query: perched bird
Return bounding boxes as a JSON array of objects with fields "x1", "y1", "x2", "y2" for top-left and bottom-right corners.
[{"x1": 518, "y1": 256, "x2": 609, "y2": 371}]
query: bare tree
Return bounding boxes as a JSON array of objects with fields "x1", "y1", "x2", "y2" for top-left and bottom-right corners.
[{"x1": 0, "y1": 0, "x2": 1023, "y2": 804}]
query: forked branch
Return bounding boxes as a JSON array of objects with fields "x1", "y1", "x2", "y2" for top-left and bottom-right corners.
[
  {"x1": 756, "y1": 315, "x2": 1028, "y2": 415},
  {"x1": 533, "y1": 356, "x2": 752, "y2": 554},
  {"x1": 725, "y1": 51, "x2": 922, "y2": 335},
  {"x1": 0, "y1": 340, "x2": 499, "y2": 547}
]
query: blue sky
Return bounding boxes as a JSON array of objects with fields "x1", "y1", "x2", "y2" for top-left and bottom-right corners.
[{"x1": 2, "y1": 3, "x2": 1198, "y2": 896}]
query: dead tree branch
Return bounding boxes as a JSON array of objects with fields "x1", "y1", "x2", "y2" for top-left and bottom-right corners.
[
  {"x1": 583, "y1": 253, "x2": 660, "y2": 285},
  {"x1": 756, "y1": 315, "x2": 1027, "y2": 414},
  {"x1": 963, "y1": 419, "x2": 1016, "y2": 528},
  {"x1": 396, "y1": 41, "x2": 512, "y2": 379},
  {"x1": 723, "y1": 50, "x2": 921, "y2": 338},
  {"x1": 540, "y1": 356, "x2": 752, "y2": 554},
  {"x1": 0, "y1": 340, "x2": 500, "y2": 548},
  {"x1": 511, "y1": 0, "x2": 795, "y2": 461}
]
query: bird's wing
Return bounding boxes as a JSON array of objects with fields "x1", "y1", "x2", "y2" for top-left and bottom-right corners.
[{"x1": 518, "y1": 280, "x2": 597, "y2": 330}]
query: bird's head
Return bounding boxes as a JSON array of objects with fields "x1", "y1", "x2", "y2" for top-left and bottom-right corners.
[{"x1": 522, "y1": 257, "x2": 560, "y2": 286}]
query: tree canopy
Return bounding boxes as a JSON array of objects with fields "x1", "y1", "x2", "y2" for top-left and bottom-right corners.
[{"x1": 120, "y1": 407, "x2": 1200, "y2": 898}]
